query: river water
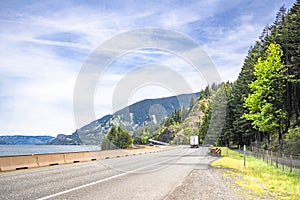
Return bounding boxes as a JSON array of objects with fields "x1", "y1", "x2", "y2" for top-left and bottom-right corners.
[{"x1": 0, "y1": 145, "x2": 101, "y2": 156}]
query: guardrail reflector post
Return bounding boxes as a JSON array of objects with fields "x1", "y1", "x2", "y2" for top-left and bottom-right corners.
[
  {"x1": 290, "y1": 155, "x2": 293, "y2": 173},
  {"x1": 244, "y1": 145, "x2": 246, "y2": 167},
  {"x1": 270, "y1": 151, "x2": 273, "y2": 166},
  {"x1": 282, "y1": 154, "x2": 285, "y2": 171}
]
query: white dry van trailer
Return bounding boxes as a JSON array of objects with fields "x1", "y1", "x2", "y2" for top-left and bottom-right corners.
[{"x1": 190, "y1": 135, "x2": 199, "y2": 148}]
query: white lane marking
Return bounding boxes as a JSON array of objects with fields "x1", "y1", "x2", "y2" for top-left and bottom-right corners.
[
  {"x1": 37, "y1": 148, "x2": 189, "y2": 200},
  {"x1": 37, "y1": 172, "x2": 126, "y2": 200}
]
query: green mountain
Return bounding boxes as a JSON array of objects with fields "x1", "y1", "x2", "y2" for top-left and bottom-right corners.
[{"x1": 49, "y1": 93, "x2": 199, "y2": 145}]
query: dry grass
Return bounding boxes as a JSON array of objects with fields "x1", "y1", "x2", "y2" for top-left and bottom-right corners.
[{"x1": 211, "y1": 148, "x2": 300, "y2": 200}]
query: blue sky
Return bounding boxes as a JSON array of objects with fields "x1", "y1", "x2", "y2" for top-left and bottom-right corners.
[{"x1": 0, "y1": 0, "x2": 296, "y2": 136}]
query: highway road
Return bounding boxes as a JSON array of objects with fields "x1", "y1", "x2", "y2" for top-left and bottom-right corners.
[{"x1": 0, "y1": 146, "x2": 217, "y2": 200}]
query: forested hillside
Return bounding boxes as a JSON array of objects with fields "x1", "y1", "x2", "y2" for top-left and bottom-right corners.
[
  {"x1": 200, "y1": 1, "x2": 300, "y2": 155},
  {"x1": 49, "y1": 93, "x2": 198, "y2": 145},
  {"x1": 132, "y1": 95, "x2": 199, "y2": 145}
]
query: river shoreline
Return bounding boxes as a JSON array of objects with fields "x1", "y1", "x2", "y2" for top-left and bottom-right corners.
[{"x1": 0, "y1": 144, "x2": 101, "y2": 157}]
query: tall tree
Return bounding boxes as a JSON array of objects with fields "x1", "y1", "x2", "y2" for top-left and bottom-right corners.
[
  {"x1": 269, "y1": 2, "x2": 300, "y2": 129},
  {"x1": 229, "y1": 43, "x2": 262, "y2": 145},
  {"x1": 243, "y1": 43, "x2": 287, "y2": 142},
  {"x1": 198, "y1": 84, "x2": 227, "y2": 146},
  {"x1": 219, "y1": 82, "x2": 233, "y2": 147}
]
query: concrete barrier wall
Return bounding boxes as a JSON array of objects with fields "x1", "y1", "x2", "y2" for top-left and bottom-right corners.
[
  {"x1": 37, "y1": 153, "x2": 66, "y2": 167},
  {"x1": 0, "y1": 154, "x2": 39, "y2": 171},
  {"x1": 64, "y1": 152, "x2": 86, "y2": 163},
  {"x1": 124, "y1": 146, "x2": 157, "y2": 155},
  {"x1": 99, "y1": 149, "x2": 128, "y2": 159},
  {"x1": 0, "y1": 146, "x2": 161, "y2": 172},
  {"x1": 83, "y1": 152, "x2": 98, "y2": 161}
]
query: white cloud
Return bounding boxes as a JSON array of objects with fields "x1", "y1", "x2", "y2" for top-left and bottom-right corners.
[
  {"x1": 198, "y1": 16, "x2": 268, "y2": 82},
  {"x1": 0, "y1": 0, "x2": 296, "y2": 136}
]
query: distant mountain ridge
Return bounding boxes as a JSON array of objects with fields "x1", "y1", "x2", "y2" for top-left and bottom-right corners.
[
  {"x1": 50, "y1": 92, "x2": 199, "y2": 145},
  {"x1": 0, "y1": 135, "x2": 55, "y2": 145},
  {"x1": 0, "y1": 139, "x2": 7, "y2": 144}
]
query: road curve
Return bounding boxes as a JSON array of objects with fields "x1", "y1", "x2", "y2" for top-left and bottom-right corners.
[{"x1": 0, "y1": 146, "x2": 217, "y2": 200}]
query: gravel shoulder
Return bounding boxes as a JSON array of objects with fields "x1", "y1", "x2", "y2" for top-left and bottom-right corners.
[{"x1": 164, "y1": 167, "x2": 240, "y2": 200}]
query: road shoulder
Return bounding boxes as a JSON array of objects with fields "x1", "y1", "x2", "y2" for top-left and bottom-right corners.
[{"x1": 164, "y1": 167, "x2": 240, "y2": 200}]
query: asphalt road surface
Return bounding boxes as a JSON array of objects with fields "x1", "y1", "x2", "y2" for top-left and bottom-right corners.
[{"x1": 0, "y1": 146, "x2": 217, "y2": 200}]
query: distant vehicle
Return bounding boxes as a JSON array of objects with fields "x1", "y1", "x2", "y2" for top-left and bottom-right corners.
[{"x1": 190, "y1": 136, "x2": 199, "y2": 148}]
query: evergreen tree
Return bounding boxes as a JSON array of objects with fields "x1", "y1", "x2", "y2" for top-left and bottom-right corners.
[
  {"x1": 199, "y1": 103, "x2": 211, "y2": 144},
  {"x1": 101, "y1": 126, "x2": 133, "y2": 150},
  {"x1": 219, "y1": 82, "x2": 233, "y2": 147},
  {"x1": 230, "y1": 43, "x2": 262, "y2": 145},
  {"x1": 279, "y1": 1, "x2": 300, "y2": 127},
  {"x1": 221, "y1": 2, "x2": 300, "y2": 153},
  {"x1": 197, "y1": 84, "x2": 227, "y2": 146},
  {"x1": 117, "y1": 126, "x2": 133, "y2": 148}
]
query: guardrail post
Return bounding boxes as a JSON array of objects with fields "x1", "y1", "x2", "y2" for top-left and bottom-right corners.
[
  {"x1": 276, "y1": 152, "x2": 278, "y2": 168},
  {"x1": 244, "y1": 145, "x2": 246, "y2": 167},
  {"x1": 290, "y1": 155, "x2": 292, "y2": 173},
  {"x1": 282, "y1": 153, "x2": 285, "y2": 172},
  {"x1": 270, "y1": 151, "x2": 273, "y2": 166}
]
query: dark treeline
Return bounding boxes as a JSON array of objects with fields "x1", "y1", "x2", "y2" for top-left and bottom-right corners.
[{"x1": 200, "y1": 1, "x2": 300, "y2": 155}]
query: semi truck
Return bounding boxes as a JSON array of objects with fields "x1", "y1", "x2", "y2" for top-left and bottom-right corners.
[{"x1": 190, "y1": 135, "x2": 199, "y2": 148}]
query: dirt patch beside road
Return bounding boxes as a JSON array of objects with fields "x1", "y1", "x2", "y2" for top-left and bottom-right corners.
[{"x1": 164, "y1": 167, "x2": 240, "y2": 200}]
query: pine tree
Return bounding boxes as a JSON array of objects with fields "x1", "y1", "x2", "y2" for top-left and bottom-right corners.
[
  {"x1": 272, "y1": 1, "x2": 300, "y2": 128},
  {"x1": 219, "y1": 82, "x2": 233, "y2": 147},
  {"x1": 230, "y1": 43, "x2": 262, "y2": 145}
]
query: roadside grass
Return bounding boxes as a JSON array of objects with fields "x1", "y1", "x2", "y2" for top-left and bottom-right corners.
[{"x1": 211, "y1": 148, "x2": 300, "y2": 200}]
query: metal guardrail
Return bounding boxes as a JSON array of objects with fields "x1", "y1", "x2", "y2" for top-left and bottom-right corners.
[{"x1": 148, "y1": 139, "x2": 169, "y2": 146}]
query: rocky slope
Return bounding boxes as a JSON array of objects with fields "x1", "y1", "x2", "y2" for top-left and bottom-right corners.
[{"x1": 162, "y1": 99, "x2": 209, "y2": 144}]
